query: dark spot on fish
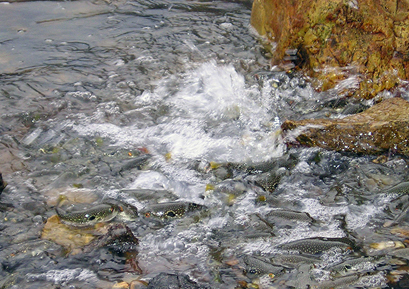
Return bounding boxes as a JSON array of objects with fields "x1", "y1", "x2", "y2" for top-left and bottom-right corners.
[
  {"x1": 189, "y1": 203, "x2": 202, "y2": 210},
  {"x1": 89, "y1": 216, "x2": 96, "y2": 221},
  {"x1": 166, "y1": 211, "x2": 176, "y2": 217},
  {"x1": 247, "y1": 268, "x2": 260, "y2": 275}
]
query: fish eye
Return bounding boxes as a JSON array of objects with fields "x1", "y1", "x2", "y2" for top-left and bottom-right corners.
[
  {"x1": 166, "y1": 211, "x2": 176, "y2": 217},
  {"x1": 248, "y1": 268, "x2": 259, "y2": 275},
  {"x1": 145, "y1": 212, "x2": 151, "y2": 218},
  {"x1": 89, "y1": 216, "x2": 96, "y2": 221}
]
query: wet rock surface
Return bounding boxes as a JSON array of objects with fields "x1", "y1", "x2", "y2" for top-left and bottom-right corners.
[
  {"x1": 282, "y1": 97, "x2": 409, "y2": 155},
  {"x1": 41, "y1": 215, "x2": 100, "y2": 251},
  {"x1": 251, "y1": 0, "x2": 409, "y2": 98}
]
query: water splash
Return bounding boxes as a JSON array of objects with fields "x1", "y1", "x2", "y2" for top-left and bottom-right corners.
[{"x1": 74, "y1": 61, "x2": 285, "y2": 164}]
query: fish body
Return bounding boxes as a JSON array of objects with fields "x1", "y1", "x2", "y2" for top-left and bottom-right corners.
[
  {"x1": 113, "y1": 154, "x2": 152, "y2": 175},
  {"x1": 272, "y1": 254, "x2": 321, "y2": 267},
  {"x1": 266, "y1": 209, "x2": 315, "y2": 223},
  {"x1": 243, "y1": 255, "x2": 284, "y2": 278},
  {"x1": 385, "y1": 182, "x2": 409, "y2": 195},
  {"x1": 279, "y1": 237, "x2": 354, "y2": 255},
  {"x1": 142, "y1": 202, "x2": 204, "y2": 219},
  {"x1": 389, "y1": 248, "x2": 409, "y2": 260},
  {"x1": 313, "y1": 273, "x2": 360, "y2": 289},
  {"x1": 251, "y1": 171, "x2": 281, "y2": 193},
  {"x1": 103, "y1": 200, "x2": 138, "y2": 220},
  {"x1": 120, "y1": 189, "x2": 179, "y2": 202},
  {"x1": 214, "y1": 180, "x2": 247, "y2": 196},
  {"x1": 329, "y1": 257, "x2": 375, "y2": 276},
  {"x1": 56, "y1": 203, "x2": 120, "y2": 227}
]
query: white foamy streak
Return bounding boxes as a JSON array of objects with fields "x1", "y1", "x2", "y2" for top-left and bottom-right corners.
[
  {"x1": 26, "y1": 268, "x2": 99, "y2": 285},
  {"x1": 73, "y1": 61, "x2": 285, "y2": 163}
]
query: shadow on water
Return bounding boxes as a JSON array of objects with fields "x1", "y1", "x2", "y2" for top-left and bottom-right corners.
[{"x1": 0, "y1": 0, "x2": 408, "y2": 288}]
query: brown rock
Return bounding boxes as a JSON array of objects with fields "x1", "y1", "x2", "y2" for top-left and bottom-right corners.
[
  {"x1": 281, "y1": 97, "x2": 409, "y2": 155},
  {"x1": 41, "y1": 215, "x2": 109, "y2": 252},
  {"x1": 251, "y1": 0, "x2": 409, "y2": 98}
]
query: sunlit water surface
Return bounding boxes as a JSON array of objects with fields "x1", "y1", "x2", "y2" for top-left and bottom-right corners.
[{"x1": 1, "y1": 1, "x2": 409, "y2": 288}]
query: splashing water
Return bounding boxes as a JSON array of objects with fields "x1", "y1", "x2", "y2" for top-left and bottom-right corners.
[{"x1": 74, "y1": 61, "x2": 285, "y2": 163}]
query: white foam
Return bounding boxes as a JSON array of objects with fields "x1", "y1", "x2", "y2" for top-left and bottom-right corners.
[
  {"x1": 26, "y1": 268, "x2": 98, "y2": 285},
  {"x1": 73, "y1": 61, "x2": 285, "y2": 163}
]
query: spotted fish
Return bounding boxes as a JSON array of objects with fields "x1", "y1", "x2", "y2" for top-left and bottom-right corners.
[
  {"x1": 141, "y1": 202, "x2": 204, "y2": 219},
  {"x1": 272, "y1": 254, "x2": 321, "y2": 267},
  {"x1": 56, "y1": 203, "x2": 121, "y2": 227},
  {"x1": 243, "y1": 255, "x2": 284, "y2": 278},
  {"x1": 329, "y1": 257, "x2": 375, "y2": 275},
  {"x1": 278, "y1": 237, "x2": 355, "y2": 255}
]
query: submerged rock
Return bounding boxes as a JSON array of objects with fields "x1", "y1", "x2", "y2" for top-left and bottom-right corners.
[
  {"x1": 41, "y1": 215, "x2": 108, "y2": 251},
  {"x1": 282, "y1": 98, "x2": 409, "y2": 155},
  {"x1": 43, "y1": 187, "x2": 99, "y2": 207},
  {"x1": 251, "y1": 0, "x2": 409, "y2": 98}
]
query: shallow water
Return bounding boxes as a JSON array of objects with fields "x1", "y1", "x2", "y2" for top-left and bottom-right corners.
[{"x1": 1, "y1": 1, "x2": 409, "y2": 288}]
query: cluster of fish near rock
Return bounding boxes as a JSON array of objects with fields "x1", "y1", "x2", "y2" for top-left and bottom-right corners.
[
  {"x1": 35, "y1": 153, "x2": 409, "y2": 288},
  {"x1": 200, "y1": 156, "x2": 409, "y2": 289}
]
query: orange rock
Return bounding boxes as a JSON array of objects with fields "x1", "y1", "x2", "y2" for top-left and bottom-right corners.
[
  {"x1": 281, "y1": 98, "x2": 409, "y2": 155},
  {"x1": 251, "y1": 0, "x2": 409, "y2": 98},
  {"x1": 41, "y1": 215, "x2": 108, "y2": 253}
]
